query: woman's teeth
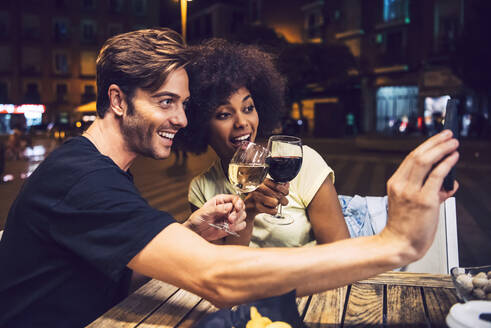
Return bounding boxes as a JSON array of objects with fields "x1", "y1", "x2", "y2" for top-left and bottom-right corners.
[
  {"x1": 158, "y1": 132, "x2": 175, "y2": 140},
  {"x1": 232, "y1": 134, "x2": 250, "y2": 143}
]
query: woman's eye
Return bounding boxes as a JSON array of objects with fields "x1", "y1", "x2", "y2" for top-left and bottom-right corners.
[
  {"x1": 244, "y1": 105, "x2": 255, "y2": 113},
  {"x1": 216, "y1": 112, "x2": 230, "y2": 120}
]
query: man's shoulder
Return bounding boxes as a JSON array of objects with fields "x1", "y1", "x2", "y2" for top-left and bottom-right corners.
[
  {"x1": 29, "y1": 137, "x2": 125, "y2": 191},
  {"x1": 45, "y1": 136, "x2": 119, "y2": 172}
]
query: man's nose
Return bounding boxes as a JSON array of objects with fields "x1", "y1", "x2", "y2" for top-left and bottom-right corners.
[{"x1": 171, "y1": 104, "x2": 188, "y2": 128}]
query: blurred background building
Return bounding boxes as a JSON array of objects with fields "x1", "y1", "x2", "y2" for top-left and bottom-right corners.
[
  {"x1": 0, "y1": 0, "x2": 489, "y2": 140},
  {"x1": 0, "y1": 0, "x2": 160, "y2": 136}
]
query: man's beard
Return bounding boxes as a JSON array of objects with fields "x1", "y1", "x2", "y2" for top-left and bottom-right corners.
[{"x1": 119, "y1": 100, "x2": 160, "y2": 159}]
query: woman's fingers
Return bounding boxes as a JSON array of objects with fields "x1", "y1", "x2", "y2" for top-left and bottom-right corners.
[{"x1": 263, "y1": 179, "x2": 289, "y2": 196}]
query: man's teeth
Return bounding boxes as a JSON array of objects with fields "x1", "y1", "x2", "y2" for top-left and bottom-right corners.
[
  {"x1": 233, "y1": 134, "x2": 250, "y2": 142},
  {"x1": 158, "y1": 132, "x2": 175, "y2": 139}
]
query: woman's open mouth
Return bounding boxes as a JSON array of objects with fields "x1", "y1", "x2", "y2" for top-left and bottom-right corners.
[{"x1": 230, "y1": 134, "x2": 251, "y2": 146}]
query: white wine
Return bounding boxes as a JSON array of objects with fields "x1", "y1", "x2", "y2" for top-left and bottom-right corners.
[{"x1": 228, "y1": 163, "x2": 269, "y2": 193}]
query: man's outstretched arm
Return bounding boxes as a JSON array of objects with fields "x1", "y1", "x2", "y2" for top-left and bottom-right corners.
[{"x1": 128, "y1": 130, "x2": 459, "y2": 308}]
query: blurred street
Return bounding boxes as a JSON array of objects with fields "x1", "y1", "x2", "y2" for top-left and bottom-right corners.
[{"x1": 1, "y1": 135, "x2": 490, "y2": 267}]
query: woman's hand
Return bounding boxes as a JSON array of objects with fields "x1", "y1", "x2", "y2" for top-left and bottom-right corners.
[
  {"x1": 244, "y1": 179, "x2": 290, "y2": 218},
  {"x1": 185, "y1": 194, "x2": 247, "y2": 241}
]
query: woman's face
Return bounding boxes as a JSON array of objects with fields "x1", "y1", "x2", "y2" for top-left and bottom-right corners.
[{"x1": 208, "y1": 87, "x2": 259, "y2": 163}]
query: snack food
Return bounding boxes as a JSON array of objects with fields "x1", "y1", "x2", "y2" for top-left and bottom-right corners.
[
  {"x1": 246, "y1": 306, "x2": 292, "y2": 328},
  {"x1": 452, "y1": 267, "x2": 491, "y2": 301}
]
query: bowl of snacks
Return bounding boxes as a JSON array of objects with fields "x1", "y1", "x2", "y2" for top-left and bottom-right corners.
[{"x1": 450, "y1": 265, "x2": 491, "y2": 302}]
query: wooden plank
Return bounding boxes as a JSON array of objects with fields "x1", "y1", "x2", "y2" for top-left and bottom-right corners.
[
  {"x1": 423, "y1": 287, "x2": 458, "y2": 328},
  {"x1": 87, "y1": 280, "x2": 179, "y2": 328},
  {"x1": 303, "y1": 286, "x2": 347, "y2": 328},
  {"x1": 175, "y1": 296, "x2": 309, "y2": 327},
  {"x1": 386, "y1": 285, "x2": 427, "y2": 327},
  {"x1": 175, "y1": 299, "x2": 218, "y2": 328},
  {"x1": 296, "y1": 296, "x2": 311, "y2": 318},
  {"x1": 358, "y1": 272, "x2": 454, "y2": 288},
  {"x1": 138, "y1": 288, "x2": 203, "y2": 328},
  {"x1": 343, "y1": 283, "x2": 383, "y2": 327}
]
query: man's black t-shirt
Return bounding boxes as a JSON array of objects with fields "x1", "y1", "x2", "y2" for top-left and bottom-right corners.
[{"x1": 0, "y1": 137, "x2": 176, "y2": 327}]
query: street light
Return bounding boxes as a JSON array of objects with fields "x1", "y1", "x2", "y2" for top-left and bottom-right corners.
[{"x1": 180, "y1": 0, "x2": 192, "y2": 43}]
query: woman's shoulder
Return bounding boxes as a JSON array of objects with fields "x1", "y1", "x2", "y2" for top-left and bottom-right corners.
[
  {"x1": 190, "y1": 159, "x2": 223, "y2": 186},
  {"x1": 302, "y1": 144, "x2": 325, "y2": 162}
]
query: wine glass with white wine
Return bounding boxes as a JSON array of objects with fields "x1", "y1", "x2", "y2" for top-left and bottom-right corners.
[
  {"x1": 228, "y1": 141, "x2": 270, "y2": 194},
  {"x1": 202, "y1": 141, "x2": 269, "y2": 237}
]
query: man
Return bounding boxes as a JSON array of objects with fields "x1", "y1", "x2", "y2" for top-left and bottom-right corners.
[{"x1": 0, "y1": 28, "x2": 459, "y2": 327}]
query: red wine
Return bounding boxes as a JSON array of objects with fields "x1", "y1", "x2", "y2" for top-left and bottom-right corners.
[{"x1": 267, "y1": 156, "x2": 302, "y2": 182}]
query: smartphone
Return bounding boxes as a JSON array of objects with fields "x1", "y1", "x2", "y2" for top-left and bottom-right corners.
[{"x1": 441, "y1": 98, "x2": 459, "y2": 191}]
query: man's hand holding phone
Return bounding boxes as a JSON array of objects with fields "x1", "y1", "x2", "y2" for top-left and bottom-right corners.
[{"x1": 441, "y1": 99, "x2": 459, "y2": 191}]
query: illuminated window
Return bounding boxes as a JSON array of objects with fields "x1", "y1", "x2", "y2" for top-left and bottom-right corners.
[
  {"x1": 80, "y1": 51, "x2": 97, "y2": 76},
  {"x1": 383, "y1": 0, "x2": 409, "y2": 23}
]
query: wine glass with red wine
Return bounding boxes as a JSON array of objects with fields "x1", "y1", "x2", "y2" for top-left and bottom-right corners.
[{"x1": 265, "y1": 135, "x2": 303, "y2": 225}]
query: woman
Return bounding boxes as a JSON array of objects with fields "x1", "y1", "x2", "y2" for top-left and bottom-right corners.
[{"x1": 177, "y1": 39, "x2": 350, "y2": 247}]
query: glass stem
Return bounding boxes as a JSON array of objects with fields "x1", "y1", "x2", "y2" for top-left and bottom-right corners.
[{"x1": 276, "y1": 204, "x2": 283, "y2": 218}]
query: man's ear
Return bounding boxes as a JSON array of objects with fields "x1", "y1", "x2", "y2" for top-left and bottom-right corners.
[{"x1": 108, "y1": 84, "x2": 126, "y2": 117}]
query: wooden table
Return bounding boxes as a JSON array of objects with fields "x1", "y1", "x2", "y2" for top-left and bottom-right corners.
[{"x1": 87, "y1": 272, "x2": 458, "y2": 328}]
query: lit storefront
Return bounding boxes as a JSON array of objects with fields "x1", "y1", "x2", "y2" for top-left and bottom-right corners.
[
  {"x1": 0, "y1": 104, "x2": 45, "y2": 134},
  {"x1": 375, "y1": 86, "x2": 419, "y2": 135}
]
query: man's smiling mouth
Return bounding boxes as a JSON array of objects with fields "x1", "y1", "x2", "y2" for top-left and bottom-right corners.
[{"x1": 158, "y1": 131, "x2": 175, "y2": 140}]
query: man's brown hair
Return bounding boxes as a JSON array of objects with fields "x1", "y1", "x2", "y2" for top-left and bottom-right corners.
[{"x1": 96, "y1": 28, "x2": 189, "y2": 117}]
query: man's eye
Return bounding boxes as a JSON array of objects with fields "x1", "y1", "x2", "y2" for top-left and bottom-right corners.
[{"x1": 160, "y1": 99, "x2": 173, "y2": 106}]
